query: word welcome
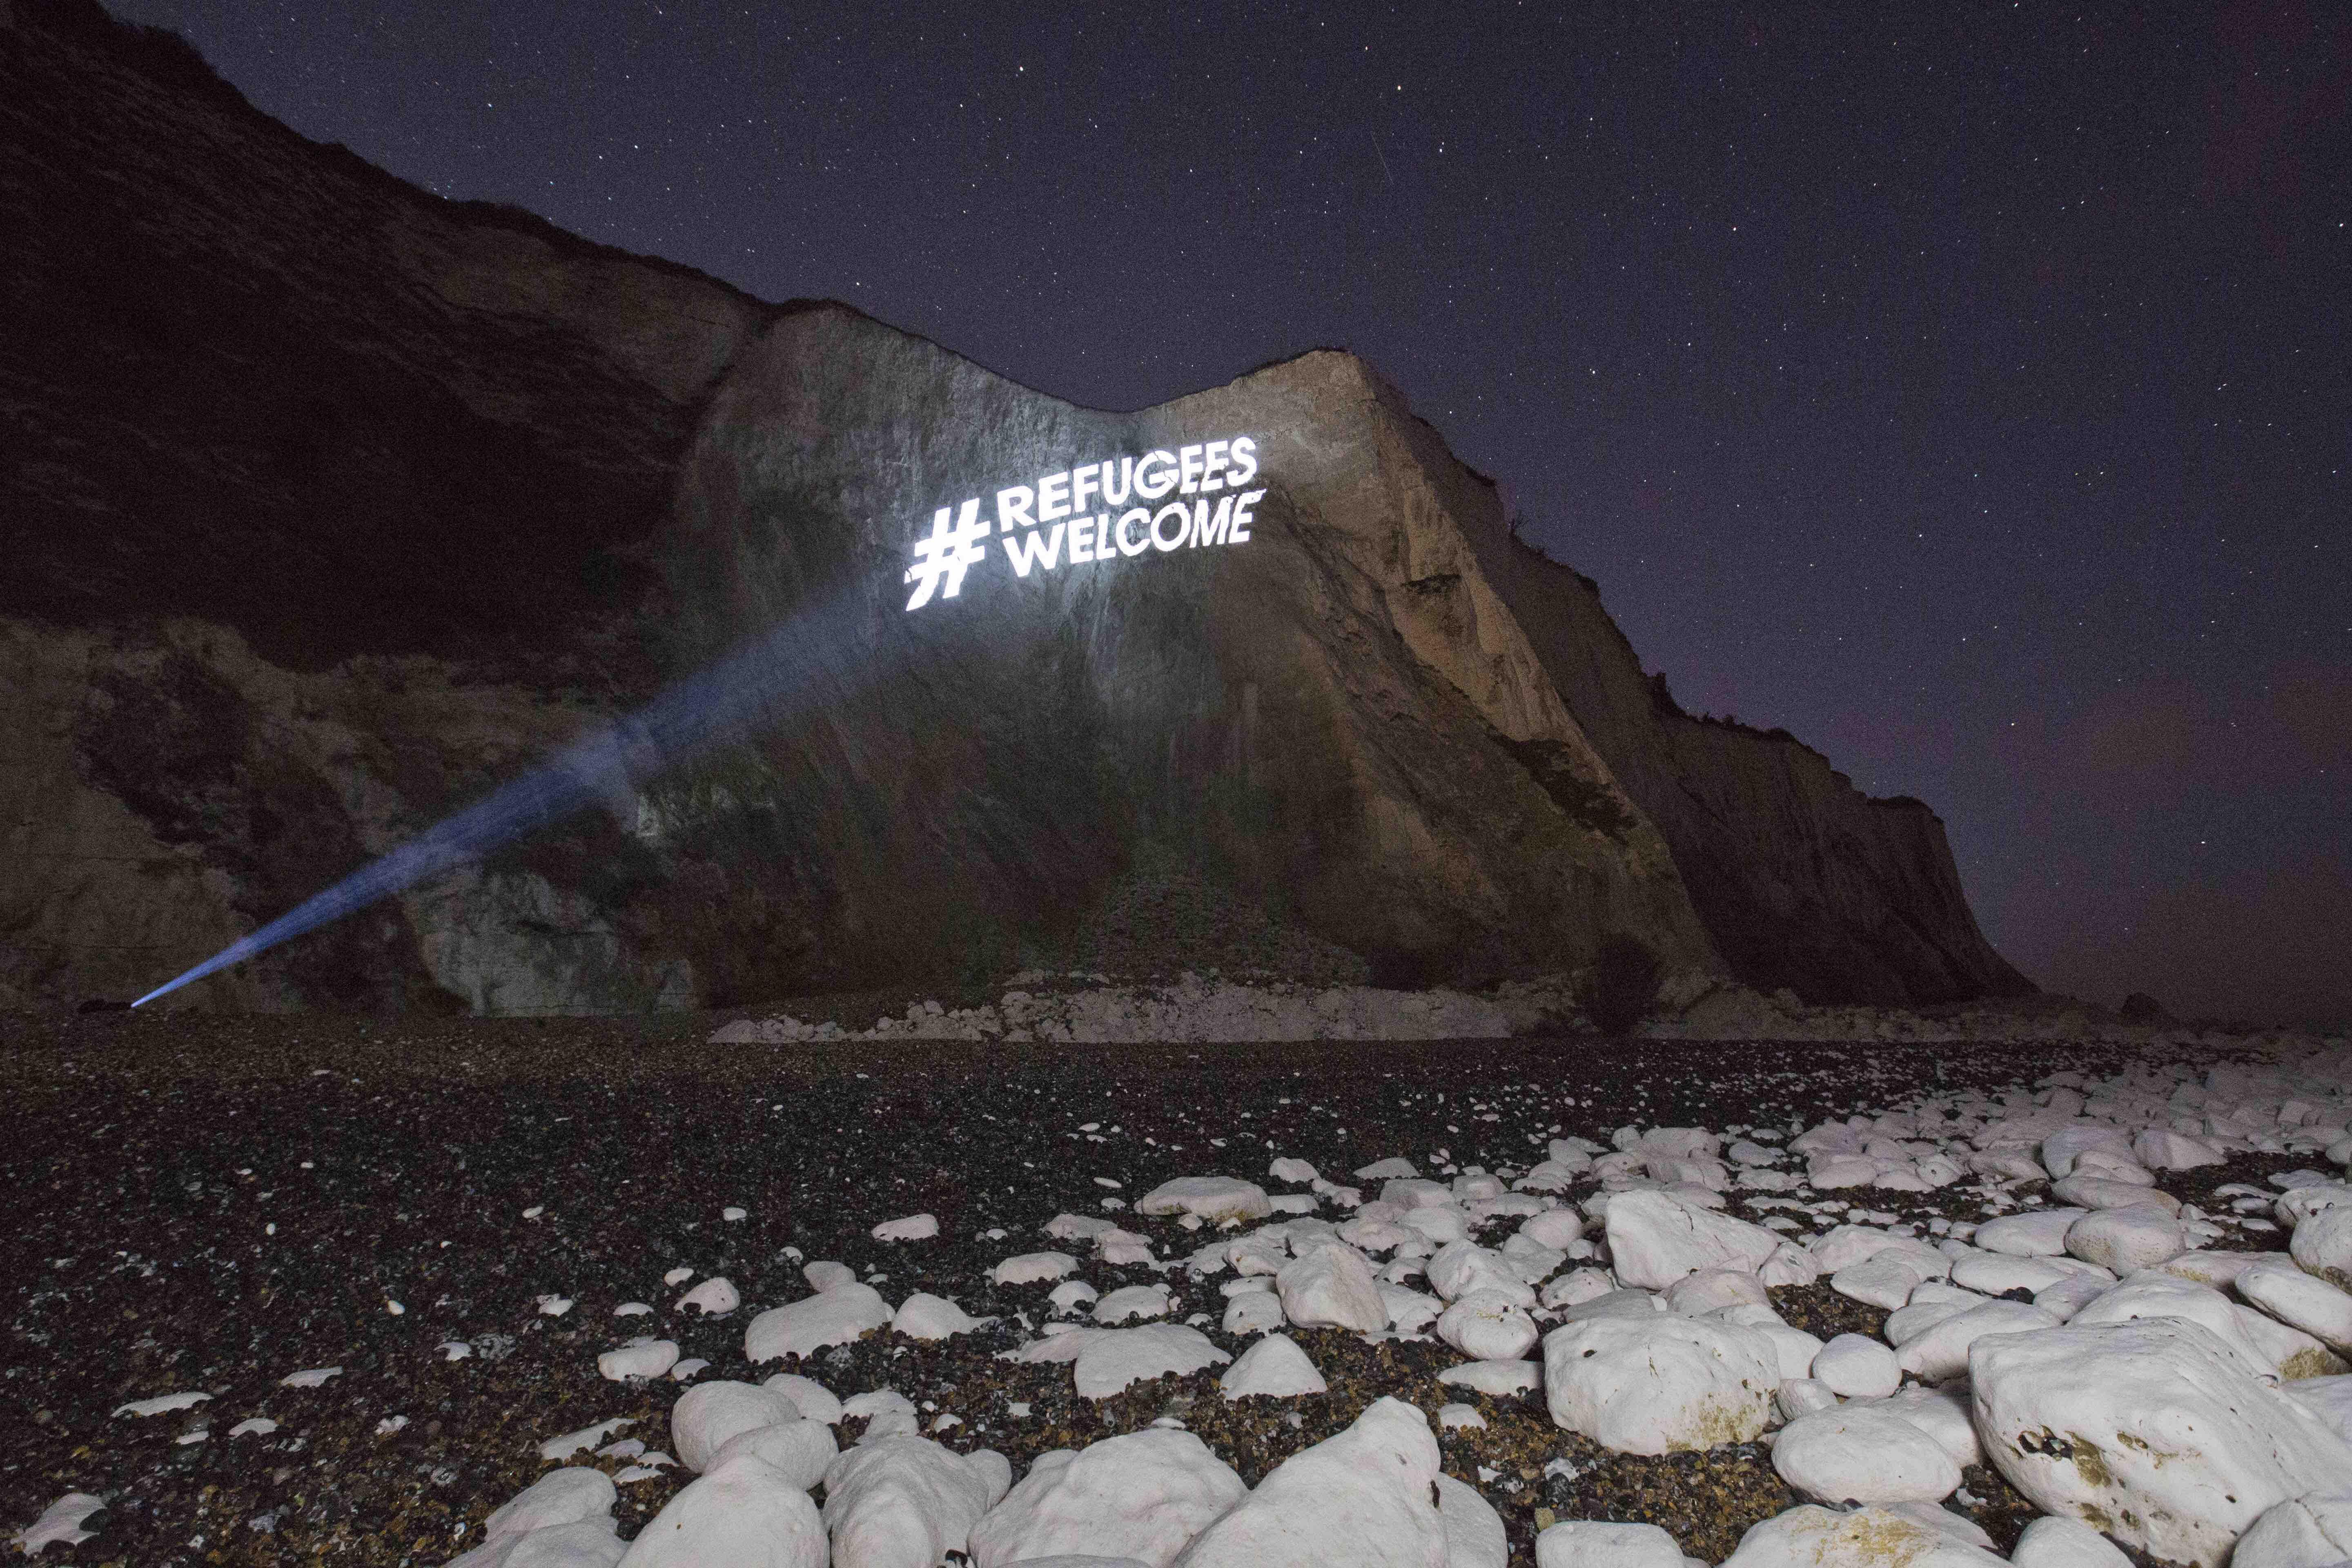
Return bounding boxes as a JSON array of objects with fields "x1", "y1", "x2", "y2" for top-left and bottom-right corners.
[{"x1": 904, "y1": 436, "x2": 1265, "y2": 610}]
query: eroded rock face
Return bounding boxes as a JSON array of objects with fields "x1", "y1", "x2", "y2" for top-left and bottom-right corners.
[{"x1": 0, "y1": 0, "x2": 2027, "y2": 1013}]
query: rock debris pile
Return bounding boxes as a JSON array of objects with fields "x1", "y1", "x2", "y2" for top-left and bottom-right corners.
[{"x1": 24, "y1": 1037, "x2": 2352, "y2": 1566}]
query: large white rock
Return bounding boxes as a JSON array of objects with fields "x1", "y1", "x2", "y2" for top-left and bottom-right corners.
[
  {"x1": 1138, "y1": 1177, "x2": 1272, "y2": 1223},
  {"x1": 1896, "y1": 1300, "x2": 2062, "y2": 1383},
  {"x1": 710, "y1": 1418, "x2": 837, "y2": 1491},
  {"x1": 1223, "y1": 1290, "x2": 1285, "y2": 1336},
  {"x1": 2051, "y1": 1174, "x2": 2180, "y2": 1213},
  {"x1": 1969, "y1": 1317, "x2": 2352, "y2": 1568},
  {"x1": 1604, "y1": 1190, "x2": 1785, "y2": 1288},
  {"x1": 599, "y1": 1339, "x2": 682, "y2": 1382},
  {"x1": 1220, "y1": 1334, "x2": 1327, "y2": 1399},
  {"x1": 1436, "y1": 1290, "x2": 1539, "y2": 1361},
  {"x1": 1426, "y1": 1241, "x2": 1538, "y2": 1305},
  {"x1": 2285, "y1": 1373, "x2": 2352, "y2": 1442},
  {"x1": 993, "y1": 1252, "x2": 1079, "y2": 1286},
  {"x1": 2241, "y1": 1257, "x2": 2352, "y2": 1352},
  {"x1": 2134, "y1": 1128, "x2": 2225, "y2": 1170},
  {"x1": 744, "y1": 1284, "x2": 893, "y2": 1363},
  {"x1": 2064, "y1": 1206, "x2": 2184, "y2": 1273},
  {"x1": 895, "y1": 1293, "x2": 992, "y2": 1340},
  {"x1": 2069, "y1": 1270, "x2": 2341, "y2": 1379},
  {"x1": 762, "y1": 1375, "x2": 842, "y2": 1425},
  {"x1": 1535, "y1": 1519, "x2": 1694, "y2": 1568},
  {"x1": 1976, "y1": 1208, "x2": 2091, "y2": 1256},
  {"x1": 614, "y1": 1451, "x2": 825, "y2": 1568},
  {"x1": 1951, "y1": 1254, "x2": 2073, "y2": 1296},
  {"x1": 1436, "y1": 1358, "x2": 1541, "y2": 1396},
  {"x1": 482, "y1": 1468, "x2": 618, "y2": 1541},
  {"x1": 1542, "y1": 1314, "x2": 1780, "y2": 1454},
  {"x1": 1867, "y1": 1385, "x2": 1982, "y2": 1470},
  {"x1": 1275, "y1": 1242, "x2": 1387, "y2": 1332},
  {"x1": 965, "y1": 1430, "x2": 1246, "y2": 1568},
  {"x1": 2009, "y1": 1515, "x2": 2133, "y2": 1568},
  {"x1": 1169, "y1": 1396, "x2": 1448, "y2": 1567},
  {"x1": 1663, "y1": 1269, "x2": 1769, "y2": 1316},
  {"x1": 1071, "y1": 1324, "x2": 1230, "y2": 1399},
  {"x1": 672, "y1": 1381, "x2": 804, "y2": 1473},
  {"x1": 1811, "y1": 1334, "x2": 1900, "y2": 1399},
  {"x1": 2232, "y1": 1490, "x2": 2352, "y2": 1568},
  {"x1": 822, "y1": 1435, "x2": 1009, "y2": 1568},
  {"x1": 1434, "y1": 1474, "x2": 1507, "y2": 1568},
  {"x1": 1719, "y1": 1504, "x2": 2005, "y2": 1568},
  {"x1": 1771, "y1": 1404, "x2": 1962, "y2": 1506},
  {"x1": 1092, "y1": 1285, "x2": 1174, "y2": 1325},
  {"x1": 1830, "y1": 1251, "x2": 1947, "y2": 1311},
  {"x1": 2293, "y1": 1207, "x2": 2352, "y2": 1291}
]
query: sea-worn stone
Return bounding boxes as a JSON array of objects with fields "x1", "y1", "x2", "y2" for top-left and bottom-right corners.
[
  {"x1": 2008, "y1": 1515, "x2": 2132, "y2": 1568},
  {"x1": 1604, "y1": 1190, "x2": 1786, "y2": 1289},
  {"x1": 1719, "y1": 1504, "x2": 2005, "y2": 1568},
  {"x1": 1137, "y1": 1178, "x2": 1272, "y2": 1224},
  {"x1": 2231, "y1": 1490, "x2": 2352, "y2": 1568},
  {"x1": 1771, "y1": 1404, "x2": 1962, "y2": 1506},
  {"x1": 1811, "y1": 1333, "x2": 1900, "y2": 1399},
  {"x1": 1535, "y1": 1520, "x2": 1694, "y2": 1568},
  {"x1": 822, "y1": 1435, "x2": 1009, "y2": 1568},
  {"x1": 671, "y1": 1381, "x2": 803, "y2": 1473},
  {"x1": 1969, "y1": 1318, "x2": 2352, "y2": 1567},
  {"x1": 1435, "y1": 1474, "x2": 1508, "y2": 1568},
  {"x1": 744, "y1": 1285, "x2": 893, "y2": 1363},
  {"x1": 1542, "y1": 1314, "x2": 1780, "y2": 1454},
  {"x1": 1170, "y1": 1397, "x2": 1448, "y2": 1567},
  {"x1": 615, "y1": 1451, "x2": 824, "y2": 1568},
  {"x1": 1275, "y1": 1241, "x2": 1387, "y2": 1332},
  {"x1": 965, "y1": 1430, "x2": 1246, "y2": 1568},
  {"x1": 2293, "y1": 1207, "x2": 2352, "y2": 1292},
  {"x1": 1071, "y1": 1325, "x2": 1230, "y2": 1399},
  {"x1": 1219, "y1": 1334, "x2": 1327, "y2": 1399},
  {"x1": 2240, "y1": 1257, "x2": 2352, "y2": 1353}
]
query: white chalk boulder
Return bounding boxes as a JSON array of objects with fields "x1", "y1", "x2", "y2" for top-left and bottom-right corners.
[
  {"x1": 1275, "y1": 1241, "x2": 1388, "y2": 1332},
  {"x1": 614, "y1": 1451, "x2": 824, "y2": 1568},
  {"x1": 1969, "y1": 1317, "x2": 2352, "y2": 1568},
  {"x1": 1770, "y1": 1404, "x2": 1962, "y2": 1506},
  {"x1": 966, "y1": 1429, "x2": 1246, "y2": 1568},
  {"x1": 1604, "y1": 1190, "x2": 1786, "y2": 1289},
  {"x1": 822, "y1": 1434, "x2": 1009, "y2": 1568},
  {"x1": 744, "y1": 1284, "x2": 893, "y2": 1363},
  {"x1": 1542, "y1": 1314, "x2": 1781, "y2": 1454},
  {"x1": 1138, "y1": 1177, "x2": 1272, "y2": 1224},
  {"x1": 1169, "y1": 1396, "x2": 1448, "y2": 1567}
]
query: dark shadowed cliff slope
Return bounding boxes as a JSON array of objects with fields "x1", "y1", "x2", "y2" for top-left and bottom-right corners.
[{"x1": 0, "y1": 0, "x2": 2029, "y2": 1012}]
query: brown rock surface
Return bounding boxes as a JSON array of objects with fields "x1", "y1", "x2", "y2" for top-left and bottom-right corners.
[{"x1": 0, "y1": 0, "x2": 2029, "y2": 1014}]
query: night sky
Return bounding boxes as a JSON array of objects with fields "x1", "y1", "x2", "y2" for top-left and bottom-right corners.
[{"x1": 107, "y1": 1, "x2": 2351, "y2": 1025}]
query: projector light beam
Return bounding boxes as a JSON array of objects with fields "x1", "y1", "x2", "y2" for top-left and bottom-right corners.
[{"x1": 131, "y1": 599, "x2": 861, "y2": 1009}]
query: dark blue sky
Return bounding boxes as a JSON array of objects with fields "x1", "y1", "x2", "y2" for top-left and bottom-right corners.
[{"x1": 112, "y1": 0, "x2": 2352, "y2": 1022}]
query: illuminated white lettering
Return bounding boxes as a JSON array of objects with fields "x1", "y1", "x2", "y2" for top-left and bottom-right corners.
[
  {"x1": 1135, "y1": 450, "x2": 1177, "y2": 500},
  {"x1": 1037, "y1": 470, "x2": 1071, "y2": 522},
  {"x1": 1227, "y1": 437, "x2": 1258, "y2": 487},
  {"x1": 1178, "y1": 444, "x2": 1205, "y2": 494},
  {"x1": 1072, "y1": 463, "x2": 1100, "y2": 512},
  {"x1": 1116, "y1": 508, "x2": 1151, "y2": 556},
  {"x1": 1200, "y1": 439, "x2": 1229, "y2": 491},
  {"x1": 1229, "y1": 487, "x2": 1263, "y2": 543},
  {"x1": 1004, "y1": 521, "x2": 1065, "y2": 577},
  {"x1": 1068, "y1": 514, "x2": 1096, "y2": 563},
  {"x1": 1150, "y1": 502, "x2": 1190, "y2": 552},
  {"x1": 1190, "y1": 494, "x2": 1234, "y2": 547},
  {"x1": 1102, "y1": 455, "x2": 1134, "y2": 507},
  {"x1": 997, "y1": 486, "x2": 1036, "y2": 532},
  {"x1": 905, "y1": 499, "x2": 991, "y2": 609}
]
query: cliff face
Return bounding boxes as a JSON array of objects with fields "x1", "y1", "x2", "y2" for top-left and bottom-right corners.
[{"x1": 0, "y1": 0, "x2": 2027, "y2": 1013}]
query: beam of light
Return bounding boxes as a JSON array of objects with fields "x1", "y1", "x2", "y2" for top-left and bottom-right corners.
[{"x1": 131, "y1": 596, "x2": 866, "y2": 1008}]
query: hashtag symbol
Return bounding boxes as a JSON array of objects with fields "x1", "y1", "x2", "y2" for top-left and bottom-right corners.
[{"x1": 903, "y1": 499, "x2": 990, "y2": 610}]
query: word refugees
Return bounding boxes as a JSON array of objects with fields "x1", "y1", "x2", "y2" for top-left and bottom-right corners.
[{"x1": 904, "y1": 437, "x2": 1265, "y2": 610}]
